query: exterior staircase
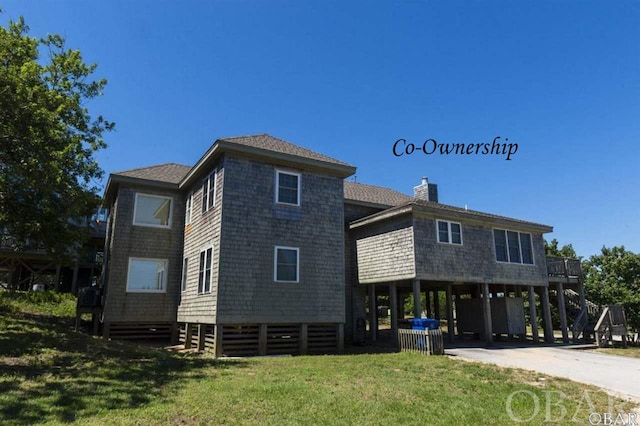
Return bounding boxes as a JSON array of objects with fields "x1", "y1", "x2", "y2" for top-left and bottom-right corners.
[{"x1": 546, "y1": 257, "x2": 601, "y2": 343}]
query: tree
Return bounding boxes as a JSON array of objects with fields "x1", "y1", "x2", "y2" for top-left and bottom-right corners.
[
  {"x1": 584, "y1": 246, "x2": 640, "y2": 332},
  {"x1": 0, "y1": 16, "x2": 113, "y2": 263},
  {"x1": 544, "y1": 238, "x2": 578, "y2": 259}
]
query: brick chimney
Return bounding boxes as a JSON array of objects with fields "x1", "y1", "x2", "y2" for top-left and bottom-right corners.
[{"x1": 413, "y1": 177, "x2": 438, "y2": 203}]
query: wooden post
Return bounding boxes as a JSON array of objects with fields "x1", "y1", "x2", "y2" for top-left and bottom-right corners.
[
  {"x1": 299, "y1": 324, "x2": 308, "y2": 355},
  {"x1": 425, "y1": 290, "x2": 432, "y2": 318},
  {"x1": 102, "y1": 321, "x2": 111, "y2": 339},
  {"x1": 397, "y1": 292, "x2": 405, "y2": 320},
  {"x1": 540, "y1": 288, "x2": 554, "y2": 343},
  {"x1": 213, "y1": 324, "x2": 223, "y2": 358},
  {"x1": 577, "y1": 278, "x2": 587, "y2": 313},
  {"x1": 54, "y1": 264, "x2": 62, "y2": 292},
  {"x1": 368, "y1": 284, "x2": 377, "y2": 342},
  {"x1": 433, "y1": 290, "x2": 440, "y2": 319},
  {"x1": 413, "y1": 279, "x2": 421, "y2": 318},
  {"x1": 482, "y1": 283, "x2": 493, "y2": 344},
  {"x1": 184, "y1": 323, "x2": 194, "y2": 349},
  {"x1": 389, "y1": 282, "x2": 398, "y2": 346},
  {"x1": 93, "y1": 310, "x2": 100, "y2": 335},
  {"x1": 515, "y1": 285, "x2": 522, "y2": 298},
  {"x1": 446, "y1": 284, "x2": 454, "y2": 342},
  {"x1": 197, "y1": 324, "x2": 206, "y2": 351},
  {"x1": 528, "y1": 286, "x2": 539, "y2": 343},
  {"x1": 259, "y1": 323, "x2": 268, "y2": 355},
  {"x1": 337, "y1": 323, "x2": 344, "y2": 354},
  {"x1": 71, "y1": 264, "x2": 79, "y2": 295},
  {"x1": 556, "y1": 282, "x2": 569, "y2": 343}
]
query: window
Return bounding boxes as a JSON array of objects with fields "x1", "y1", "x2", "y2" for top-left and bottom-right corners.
[
  {"x1": 201, "y1": 171, "x2": 216, "y2": 214},
  {"x1": 198, "y1": 247, "x2": 213, "y2": 293},
  {"x1": 126, "y1": 258, "x2": 167, "y2": 293},
  {"x1": 494, "y1": 229, "x2": 534, "y2": 264},
  {"x1": 436, "y1": 220, "x2": 462, "y2": 245},
  {"x1": 275, "y1": 170, "x2": 301, "y2": 206},
  {"x1": 274, "y1": 246, "x2": 299, "y2": 282},
  {"x1": 181, "y1": 257, "x2": 188, "y2": 292},
  {"x1": 133, "y1": 194, "x2": 172, "y2": 228},
  {"x1": 185, "y1": 193, "x2": 192, "y2": 225}
]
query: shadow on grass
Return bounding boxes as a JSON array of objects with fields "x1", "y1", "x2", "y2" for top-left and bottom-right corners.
[{"x1": 0, "y1": 312, "x2": 245, "y2": 425}]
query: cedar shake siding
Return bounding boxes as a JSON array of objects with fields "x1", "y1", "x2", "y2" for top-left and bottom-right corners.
[
  {"x1": 215, "y1": 154, "x2": 346, "y2": 324},
  {"x1": 412, "y1": 215, "x2": 548, "y2": 286},
  {"x1": 176, "y1": 161, "x2": 225, "y2": 324},
  {"x1": 102, "y1": 184, "x2": 185, "y2": 323},
  {"x1": 349, "y1": 202, "x2": 551, "y2": 287}
]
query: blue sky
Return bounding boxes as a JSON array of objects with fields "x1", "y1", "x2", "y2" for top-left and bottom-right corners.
[{"x1": 3, "y1": 1, "x2": 639, "y2": 258}]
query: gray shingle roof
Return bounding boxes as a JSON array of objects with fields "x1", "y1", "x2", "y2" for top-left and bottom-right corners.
[
  {"x1": 220, "y1": 134, "x2": 354, "y2": 168},
  {"x1": 350, "y1": 197, "x2": 552, "y2": 232},
  {"x1": 410, "y1": 199, "x2": 551, "y2": 228},
  {"x1": 113, "y1": 163, "x2": 192, "y2": 184},
  {"x1": 344, "y1": 181, "x2": 412, "y2": 207}
]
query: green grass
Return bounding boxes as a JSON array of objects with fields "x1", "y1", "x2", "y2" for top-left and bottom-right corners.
[
  {"x1": 0, "y1": 290, "x2": 637, "y2": 425},
  {"x1": 0, "y1": 290, "x2": 76, "y2": 317},
  {"x1": 594, "y1": 346, "x2": 640, "y2": 359}
]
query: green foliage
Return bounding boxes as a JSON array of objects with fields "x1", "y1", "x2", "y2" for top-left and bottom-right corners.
[
  {"x1": 584, "y1": 246, "x2": 640, "y2": 332},
  {"x1": 0, "y1": 15, "x2": 113, "y2": 264},
  {"x1": 544, "y1": 238, "x2": 579, "y2": 259},
  {"x1": 0, "y1": 290, "x2": 75, "y2": 317}
]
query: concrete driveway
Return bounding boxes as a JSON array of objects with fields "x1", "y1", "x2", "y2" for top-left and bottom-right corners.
[{"x1": 446, "y1": 344, "x2": 640, "y2": 401}]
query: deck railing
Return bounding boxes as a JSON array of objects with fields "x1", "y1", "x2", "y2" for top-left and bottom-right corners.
[
  {"x1": 398, "y1": 329, "x2": 444, "y2": 355},
  {"x1": 547, "y1": 257, "x2": 583, "y2": 278}
]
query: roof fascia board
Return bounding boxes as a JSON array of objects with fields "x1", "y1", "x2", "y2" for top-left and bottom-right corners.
[{"x1": 349, "y1": 205, "x2": 414, "y2": 229}]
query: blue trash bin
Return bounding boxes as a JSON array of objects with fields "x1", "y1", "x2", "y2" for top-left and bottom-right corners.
[
  {"x1": 410, "y1": 318, "x2": 439, "y2": 349},
  {"x1": 411, "y1": 318, "x2": 440, "y2": 330}
]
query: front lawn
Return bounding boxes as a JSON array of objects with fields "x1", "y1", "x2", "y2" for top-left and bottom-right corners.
[{"x1": 0, "y1": 290, "x2": 637, "y2": 425}]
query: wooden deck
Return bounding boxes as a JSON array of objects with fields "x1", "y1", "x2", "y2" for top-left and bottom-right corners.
[{"x1": 547, "y1": 257, "x2": 582, "y2": 284}]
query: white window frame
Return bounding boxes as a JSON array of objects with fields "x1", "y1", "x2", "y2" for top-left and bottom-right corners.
[
  {"x1": 436, "y1": 219, "x2": 463, "y2": 245},
  {"x1": 274, "y1": 245, "x2": 300, "y2": 283},
  {"x1": 185, "y1": 193, "x2": 192, "y2": 225},
  {"x1": 181, "y1": 257, "x2": 188, "y2": 292},
  {"x1": 198, "y1": 246, "x2": 214, "y2": 294},
  {"x1": 275, "y1": 169, "x2": 301, "y2": 206},
  {"x1": 126, "y1": 257, "x2": 168, "y2": 293},
  {"x1": 132, "y1": 193, "x2": 173, "y2": 229},
  {"x1": 202, "y1": 171, "x2": 217, "y2": 214},
  {"x1": 493, "y1": 229, "x2": 535, "y2": 265}
]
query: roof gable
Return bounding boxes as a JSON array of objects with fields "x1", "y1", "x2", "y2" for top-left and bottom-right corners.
[
  {"x1": 220, "y1": 134, "x2": 352, "y2": 168},
  {"x1": 181, "y1": 134, "x2": 356, "y2": 188}
]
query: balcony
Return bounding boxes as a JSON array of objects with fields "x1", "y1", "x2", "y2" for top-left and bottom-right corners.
[{"x1": 547, "y1": 256, "x2": 582, "y2": 283}]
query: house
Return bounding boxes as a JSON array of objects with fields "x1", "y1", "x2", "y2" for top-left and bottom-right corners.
[
  {"x1": 99, "y1": 134, "x2": 588, "y2": 355},
  {"x1": 0, "y1": 211, "x2": 106, "y2": 293}
]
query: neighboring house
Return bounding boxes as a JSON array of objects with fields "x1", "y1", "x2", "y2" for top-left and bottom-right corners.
[
  {"x1": 0, "y1": 212, "x2": 106, "y2": 293},
  {"x1": 99, "y1": 134, "x2": 586, "y2": 355}
]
